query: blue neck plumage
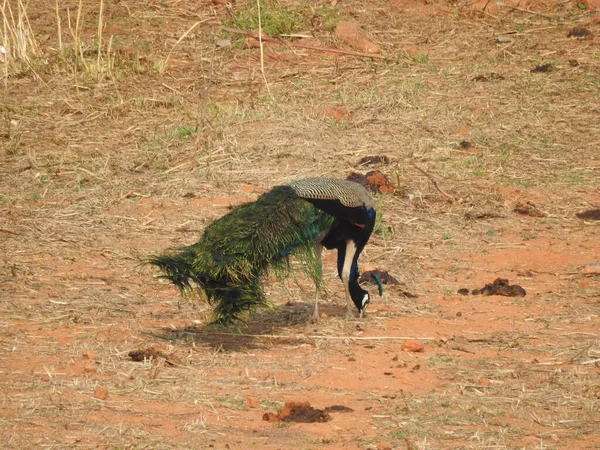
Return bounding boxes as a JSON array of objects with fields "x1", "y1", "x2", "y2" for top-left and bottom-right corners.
[{"x1": 345, "y1": 242, "x2": 369, "y2": 313}]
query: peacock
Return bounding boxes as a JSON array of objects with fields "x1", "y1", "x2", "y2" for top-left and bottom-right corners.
[{"x1": 147, "y1": 177, "x2": 380, "y2": 324}]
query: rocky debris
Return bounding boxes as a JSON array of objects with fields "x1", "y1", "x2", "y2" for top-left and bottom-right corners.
[
  {"x1": 576, "y1": 209, "x2": 600, "y2": 220},
  {"x1": 472, "y1": 72, "x2": 505, "y2": 82},
  {"x1": 128, "y1": 347, "x2": 179, "y2": 366},
  {"x1": 360, "y1": 269, "x2": 399, "y2": 286},
  {"x1": 94, "y1": 387, "x2": 109, "y2": 400},
  {"x1": 311, "y1": 106, "x2": 353, "y2": 123},
  {"x1": 401, "y1": 340, "x2": 425, "y2": 353},
  {"x1": 263, "y1": 401, "x2": 352, "y2": 423},
  {"x1": 531, "y1": 63, "x2": 553, "y2": 73},
  {"x1": 514, "y1": 201, "x2": 547, "y2": 217},
  {"x1": 347, "y1": 170, "x2": 395, "y2": 194},
  {"x1": 471, "y1": 278, "x2": 526, "y2": 297},
  {"x1": 358, "y1": 155, "x2": 390, "y2": 167},
  {"x1": 567, "y1": 27, "x2": 592, "y2": 39},
  {"x1": 335, "y1": 21, "x2": 381, "y2": 53},
  {"x1": 82, "y1": 349, "x2": 98, "y2": 360}
]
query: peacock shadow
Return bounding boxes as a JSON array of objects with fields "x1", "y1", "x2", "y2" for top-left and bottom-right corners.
[{"x1": 146, "y1": 301, "x2": 330, "y2": 352}]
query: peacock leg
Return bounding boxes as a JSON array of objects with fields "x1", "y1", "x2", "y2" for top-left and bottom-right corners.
[
  {"x1": 312, "y1": 242, "x2": 323, "y2": 321},
  {"x1": 343, "y1": 283, "x2": 354, "y2": 317}
]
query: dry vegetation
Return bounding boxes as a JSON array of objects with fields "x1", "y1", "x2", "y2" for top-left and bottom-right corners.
[{"x1": 1, "y1": 0, "x2": 600, "y2": 448}]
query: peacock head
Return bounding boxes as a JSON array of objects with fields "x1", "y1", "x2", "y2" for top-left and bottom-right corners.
[
  {"x1": 350, "y1": 273, "x2": 383, "y2": 318},
  {"x1": 349, "y1": 282, "x2": 370, "y2": 318},
  {"x1": 358, "y1": 292, "x2": 370, "y2": 318}
]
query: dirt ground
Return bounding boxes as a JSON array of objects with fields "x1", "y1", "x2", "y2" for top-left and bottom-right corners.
[{"x1": 1, "y1": 0, "x2": 600, "y2": 448}]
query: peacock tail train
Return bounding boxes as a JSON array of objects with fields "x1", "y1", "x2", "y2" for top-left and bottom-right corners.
[{"x1": 147, "y1": 185, "x2": 336, "y2": 324}]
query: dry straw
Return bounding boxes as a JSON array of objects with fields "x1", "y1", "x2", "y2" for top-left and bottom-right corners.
[{"x1": 0, "y1": 0, "x2": 40, "y2": 63}]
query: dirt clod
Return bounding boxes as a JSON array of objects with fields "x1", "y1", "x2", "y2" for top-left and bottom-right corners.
[
  {"x1": 262, "y1": 402, "x2": 332, "y2": 423},
  {"x1": 471, "y1": 278, "x2": 526, "y2": 297},
  {"x1": 360, "y1": 269, "x2": 399, "y2": 286},
  {"x1": 457, "y1": 288, "x2": 470, "y2": 296},
  {"x1": 376, "y1": 442, "x2": 393, "y2": 450},
  {"x1": 82, "y1": 350, "x2": 97, "y2": 360},
  {"x1": 94, "y1": 387, "x2": 108, "y2": 400},
  {"x1": 514, "y1": 201, "x2": 546, "y2": 217},
  {"x1": 472, "y1": 72, "x2": 505, "y2": 82},
  {"x1": 401, "y1": 340, "x2": 425, "y2": 353},
  {"x1": 347, "y1": 170, "x2": 395, "y2": 194},
  {"x1": 335, "y1": 21, "x2": 381, "y2": 53},
  {"x1": 576, "y1": 209, "x2": 600, "y2": 220},
  {"x1": 246, "y1": 397, "x2": 259, "y2": 408},
  {"x1": 531, "y1": 64, "x2": 553, "y2": 73},
  {"x1": 128, "y1": 347, "x2": 179, "y2": 366},
  {"x1": 324, "y1": 405, "x2": 353, "y2": 413},
  {"x1": 567, "y1": 27, "x2": 592, "y2": 39},
  {"x1": 358, "y1": 155, "x2": 390, "y2": 167}
]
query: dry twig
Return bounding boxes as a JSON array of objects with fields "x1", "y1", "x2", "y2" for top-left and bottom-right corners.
[{"x1": 410, "y1": 162, "x2": 455, "y2": 202}]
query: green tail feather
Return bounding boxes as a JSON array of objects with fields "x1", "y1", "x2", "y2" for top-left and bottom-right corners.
[{"x1": 147, "y1": 186, "x2": 334, "y2": 324}]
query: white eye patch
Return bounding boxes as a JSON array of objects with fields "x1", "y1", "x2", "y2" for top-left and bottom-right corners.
[{"x1": 361, "y1": 294, "x2": 370, "y2": 309}]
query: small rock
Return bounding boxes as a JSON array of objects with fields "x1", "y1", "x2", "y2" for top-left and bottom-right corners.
[
  {"x1": 335, "y1": 21, "x2": 380, "y2": 53},
  {"x1": 376, "y1": 442, "x2": 393, "y2": 450},
  {"x1": 514, "y1": 201, "x2": 547, "y2": 218},
  {"x1": 215, "y1": 39, "x2": 232, "y2": 48},
  {"x1": 41, "y1": 374, "x2": 51, "y2": 382},
  {"x1": 472, "y1": 73, "x2": 505, "y2": 82},
  {"x1": 472, "y1": 278, "x2": 526, "y2": 297},
  {"x1": 84, "y1": 365, "x2": 97, "y2": 374},
  {"x1": 348, "y1": 170, "x2": 395, "y2": 194},
  {"x1": 360, "y1": 269, "x2": 399, "y2": 286},
  {"x1": 479, "y1": 378, "x2": 491, "y2": 387},
  {"x1": 358, "y1": 155, "x2": 390, "y2": 167},
  {"x1": 401, "y1": 340, "x2": 425, "y2": 353},
  {"x1": 246, "y1": 397, "x2": 259, "y2": 408},
  {"x1": 311, "y1": 106, "x2": 353, "y2": 123},
  {"x1": 531, "y1": 63, "x2": 553, "y2": 73},
  {"x1": 576, "y1": 209, "x2": 600, "y2": 221},
  {"x1": 82, "y1": 350, "x2": 97, "y2": 360},
  {"x1": 94, "y1": 387, "x2": 109, "y2": 400},
  {"x1": 567, "y1": 27, "x2": 592, "y2": 39}
]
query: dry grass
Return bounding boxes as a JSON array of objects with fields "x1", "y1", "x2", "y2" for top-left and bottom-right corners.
[{"x1": 1, "y1": 0, "x2": 600, "y2": 448}]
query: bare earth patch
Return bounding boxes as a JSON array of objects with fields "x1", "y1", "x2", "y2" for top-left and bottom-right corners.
[{"x1": 1, "y1": 0, "x2": 599, "y2": 448}]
